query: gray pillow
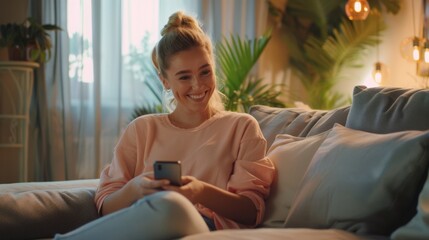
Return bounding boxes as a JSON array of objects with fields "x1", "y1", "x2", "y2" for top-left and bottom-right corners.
[
  {"x1": 0, "y1": 187, "x2": 99, "y2": 239},
  {"x1": 346, "y1": 85, "x2": 429, "y2": 133},
  {"x1": 249, "y1": 105, "x2": 349, "y2": 148},
  {"x1": 284, "y1": 124, "x2": 429, "y2": 236}
]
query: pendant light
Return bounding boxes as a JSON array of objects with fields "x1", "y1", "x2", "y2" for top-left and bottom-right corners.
[
  {"x1": 345, "y1": 0, "x2": 370, "y2": 20},
  {"x1": 372, "y1": 11, "x2": 388, "y2": 84},
  {"x1": 416, "y1": 0, "x2": 429, "y2": 77},
  {"x1": 400, "y1": 0, "x2": 423, "y2": 62}
]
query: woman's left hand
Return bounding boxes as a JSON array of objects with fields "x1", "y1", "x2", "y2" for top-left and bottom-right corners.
[{"x1": 162, "y1": 176, "x2": 205, "y2": 204}]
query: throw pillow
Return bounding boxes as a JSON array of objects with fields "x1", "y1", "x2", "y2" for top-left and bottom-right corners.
[
  {"x1": 261, "y1": 130, "x2": 331, "y2": 228},
  {"x1": 0, "y1": 181, "x2": 99, "y2": 239},
  {"x1": 284, "y1": 124, "x2": 429, "y2": 236},
  {"x1": 346, "y1": 85, "x2": 429, "y2": 133},
  {"x1": 249, "y1": 105, "x2": 348, "y2": 148}
]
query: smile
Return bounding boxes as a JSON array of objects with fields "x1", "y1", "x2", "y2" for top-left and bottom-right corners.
[{"x1": 188, "y1": 91, "x2": 207, "y2": 100}]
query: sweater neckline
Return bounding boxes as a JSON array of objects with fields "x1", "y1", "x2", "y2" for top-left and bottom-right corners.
[{"x1": 162, "y1": 111, "x2": 225, "y2": 131}]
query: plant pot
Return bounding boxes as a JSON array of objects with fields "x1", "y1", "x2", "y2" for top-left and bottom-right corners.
[{"x1": 7, "y1": 45, "x2": 35, "y2": 62}]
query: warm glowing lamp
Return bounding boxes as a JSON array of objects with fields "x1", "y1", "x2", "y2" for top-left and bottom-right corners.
[
  {"x1": 400, "y1": 36, "x2": 422, "y2": 62},
  {"x1": 372, "y1": 62, "x2": 388, "y2": 84},
  {"x1": 345, "y1": 0, "x2": 370, "y2": 20}
]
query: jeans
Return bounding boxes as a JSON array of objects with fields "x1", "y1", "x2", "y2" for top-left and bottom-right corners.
[{"x1": 54, "y1": 191, "x2": 210, "y2": 240}]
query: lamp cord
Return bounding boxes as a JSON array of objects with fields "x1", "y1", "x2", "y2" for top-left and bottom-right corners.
[
  {"x1": 376, "y1": 12, "x2": 380, "y2": 62},
  {"x1": 412, "y1": 0, "x2": 416, "y2": 36}
]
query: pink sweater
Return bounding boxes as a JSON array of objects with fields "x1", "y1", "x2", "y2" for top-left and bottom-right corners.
[{"x1": 95, "y1": 111, "x2": 274, "y2": 229}]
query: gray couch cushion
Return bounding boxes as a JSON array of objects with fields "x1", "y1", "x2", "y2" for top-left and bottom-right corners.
[
  {"x1": 0, "y1": 179, "x2": 99, "y2": 239},
  {"x1": 346, "y1": 85, "x2": 429, "y2": 133},
  {"x1": 284, "y1": 124, "x2": 429, "y2": 235},
  {"x1": 249, "y1": 105, "x2": 349, "y2": 148}
]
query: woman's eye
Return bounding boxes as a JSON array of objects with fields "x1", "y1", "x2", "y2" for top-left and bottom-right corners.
[
  {"x1": 201, "y1": 70, "x2": 211, "y2": 76},
  {"x1": 179, "y1": 75, "x2": 191, "y2": 80}
]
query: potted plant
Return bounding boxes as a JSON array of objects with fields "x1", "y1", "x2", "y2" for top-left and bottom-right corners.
[{"x1": 0, "y1": 17, "x2": 61, "y2": 63}]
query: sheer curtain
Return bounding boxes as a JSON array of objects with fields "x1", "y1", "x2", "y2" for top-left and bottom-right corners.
[{"x1": 29, "y1": 0, "x2": 268, "y2": 181}]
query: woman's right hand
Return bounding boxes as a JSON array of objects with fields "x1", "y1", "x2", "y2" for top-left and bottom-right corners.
[
  {"x1": 102, "y1": 172, "x2": 170, "y2": 215},
  {"x1": 126, "y1": 172, "x2": 170, "y2": 200}
]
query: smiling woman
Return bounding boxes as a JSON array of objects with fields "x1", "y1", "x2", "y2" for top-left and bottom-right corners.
[
  {"x1": 53, "y1": 11, "x2": 274, "y2": 240},
  {"x1": 28, "y1": 0, "x2": 267, "y2": 188}
]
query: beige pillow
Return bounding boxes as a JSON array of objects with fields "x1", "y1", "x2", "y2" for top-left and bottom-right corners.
[
  {"x1": 262, "y1": 130, "x2": 331, "y2": 228},
  {"x1": 285, "y1": 124, "x2": 429, "y2": 236}
]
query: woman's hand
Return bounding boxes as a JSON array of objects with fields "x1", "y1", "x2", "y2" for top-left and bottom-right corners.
[
  {"x1": 162, "y1": 176, "x2": 205, "y2": 204},
  {"x1": 125, "y1": 172, "x2": 170, "y2": 200},
  {"x1": 101, "y1": 172, "x2": 170, "y2": 215},
  {"x1": 162, "y1": 176, "x2": 257, "y2": 225}
]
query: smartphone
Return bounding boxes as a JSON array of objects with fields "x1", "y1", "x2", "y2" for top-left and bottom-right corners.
[{"x1": 153, "y1": 161, "x2": 182, "y2": 186}]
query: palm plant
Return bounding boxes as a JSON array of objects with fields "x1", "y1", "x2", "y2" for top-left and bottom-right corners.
[
  {"x1": 216, "y1": 31, "x2": 285, "y2": 112},
  {"x1": 268, "y1": 0, "x2": 400, "y2": 109}
]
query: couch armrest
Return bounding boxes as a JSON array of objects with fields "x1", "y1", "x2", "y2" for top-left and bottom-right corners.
[{"x1": 0, "y1": 179, "x2": 99, "y2": 239}]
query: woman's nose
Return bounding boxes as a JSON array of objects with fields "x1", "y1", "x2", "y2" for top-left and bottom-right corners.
[{"x1": 191, "y1": 76, "x2": 201, "y2": 89}]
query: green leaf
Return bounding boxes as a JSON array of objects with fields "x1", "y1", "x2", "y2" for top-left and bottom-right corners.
[{"x1": 216, "y1": 31, "x2": 285, "y2": 112}]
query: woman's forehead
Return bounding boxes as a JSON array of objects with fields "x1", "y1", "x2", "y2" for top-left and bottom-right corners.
[{"x1": 168, "y1": 47, "x2": 213, "y2": 73}]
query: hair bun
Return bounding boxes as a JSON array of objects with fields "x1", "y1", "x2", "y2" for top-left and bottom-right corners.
[{"x1": 160, "y1": 11, "x2": 201, "y2": 36}]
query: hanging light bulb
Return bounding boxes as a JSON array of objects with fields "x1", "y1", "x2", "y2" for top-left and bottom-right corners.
[
  {"x1": 412, "y1": 37, "x2": 421, "y2": 61},
  {"x1": 424, "y1": 39, "x2": 429, "y2": 63},
  {"x1": 400, "y1": 36, "x2": 422, "y2": 62},
  {"x1": 345, "y1": 0, "x2": 370, "y2": 20},
  {"x1": 372, "y1": 62, "x2": 388, "y2": 84}
]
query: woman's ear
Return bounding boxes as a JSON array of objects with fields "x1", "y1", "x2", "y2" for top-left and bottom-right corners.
[{"x1": 160, "y1": 75, "x2": 170, "y2": 90}]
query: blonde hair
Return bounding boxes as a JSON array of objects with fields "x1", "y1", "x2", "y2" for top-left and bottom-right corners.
[{"x1": 152, "y1": 11, "x2": 224, "y2": 113}]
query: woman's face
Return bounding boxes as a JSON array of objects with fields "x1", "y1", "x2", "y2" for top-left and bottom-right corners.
[{"x1": 162, "y1": 47, "x2": 215, "y2": 114}]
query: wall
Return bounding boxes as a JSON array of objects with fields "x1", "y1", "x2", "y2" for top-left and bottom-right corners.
[
  {"x1": 333, "y1": 0, "x2": 428, "y2": 95},
  {"x1": 261, "y1": 0, "x2": 428, "y2": 107}
]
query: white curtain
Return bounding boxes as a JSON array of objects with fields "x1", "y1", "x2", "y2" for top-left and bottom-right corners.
[{"x1": 29, "y1": 0, "x2": 268, "y2": 181}]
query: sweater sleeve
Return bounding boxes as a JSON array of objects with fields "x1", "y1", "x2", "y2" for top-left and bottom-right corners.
[
  {"x1": 94, "y1": 122, "x2": 139, "y2": 214},
  {"x1": 224, "y1": 116, "x2": 275, "y2": 228}
]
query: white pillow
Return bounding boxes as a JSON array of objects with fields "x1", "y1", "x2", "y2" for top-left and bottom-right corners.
[
  {"x1": 284, "y1": 124, "x2": 429, "y2": 235},
  {"x1": 262, "y1": 130, "x2": 331, "y2": 227}
]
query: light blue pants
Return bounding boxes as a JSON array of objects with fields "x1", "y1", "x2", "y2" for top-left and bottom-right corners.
[{"x1": 54, "y1": 191, "x2": 210, "y2": 240}]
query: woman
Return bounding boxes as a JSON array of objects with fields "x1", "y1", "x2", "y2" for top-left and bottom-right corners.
[{"x1": 55, "y1": 11, "x2": 274, "y2": 240}]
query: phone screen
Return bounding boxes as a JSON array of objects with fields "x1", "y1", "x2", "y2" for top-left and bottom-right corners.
[{"x1": 153, "y1": 161, "x2": 182, "y2": 186}]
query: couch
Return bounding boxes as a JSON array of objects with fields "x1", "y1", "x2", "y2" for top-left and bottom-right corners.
[{"x1": 1, "y1": 85, "x2": 429, "y2": 240}]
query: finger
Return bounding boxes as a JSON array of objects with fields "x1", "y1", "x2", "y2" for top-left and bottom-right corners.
[
  {"x1": 180, "y1": 176, "x2": 193, "y2": 184},
  {"x1": 145, "y1": 179, "x2": 170, "y2": 189},
  {"x1": 142, "y1": 171, "x2": 154, "y2": 179},
  {"x1": 162, "y1": 185, "x2": 180, "y2": 191}
]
